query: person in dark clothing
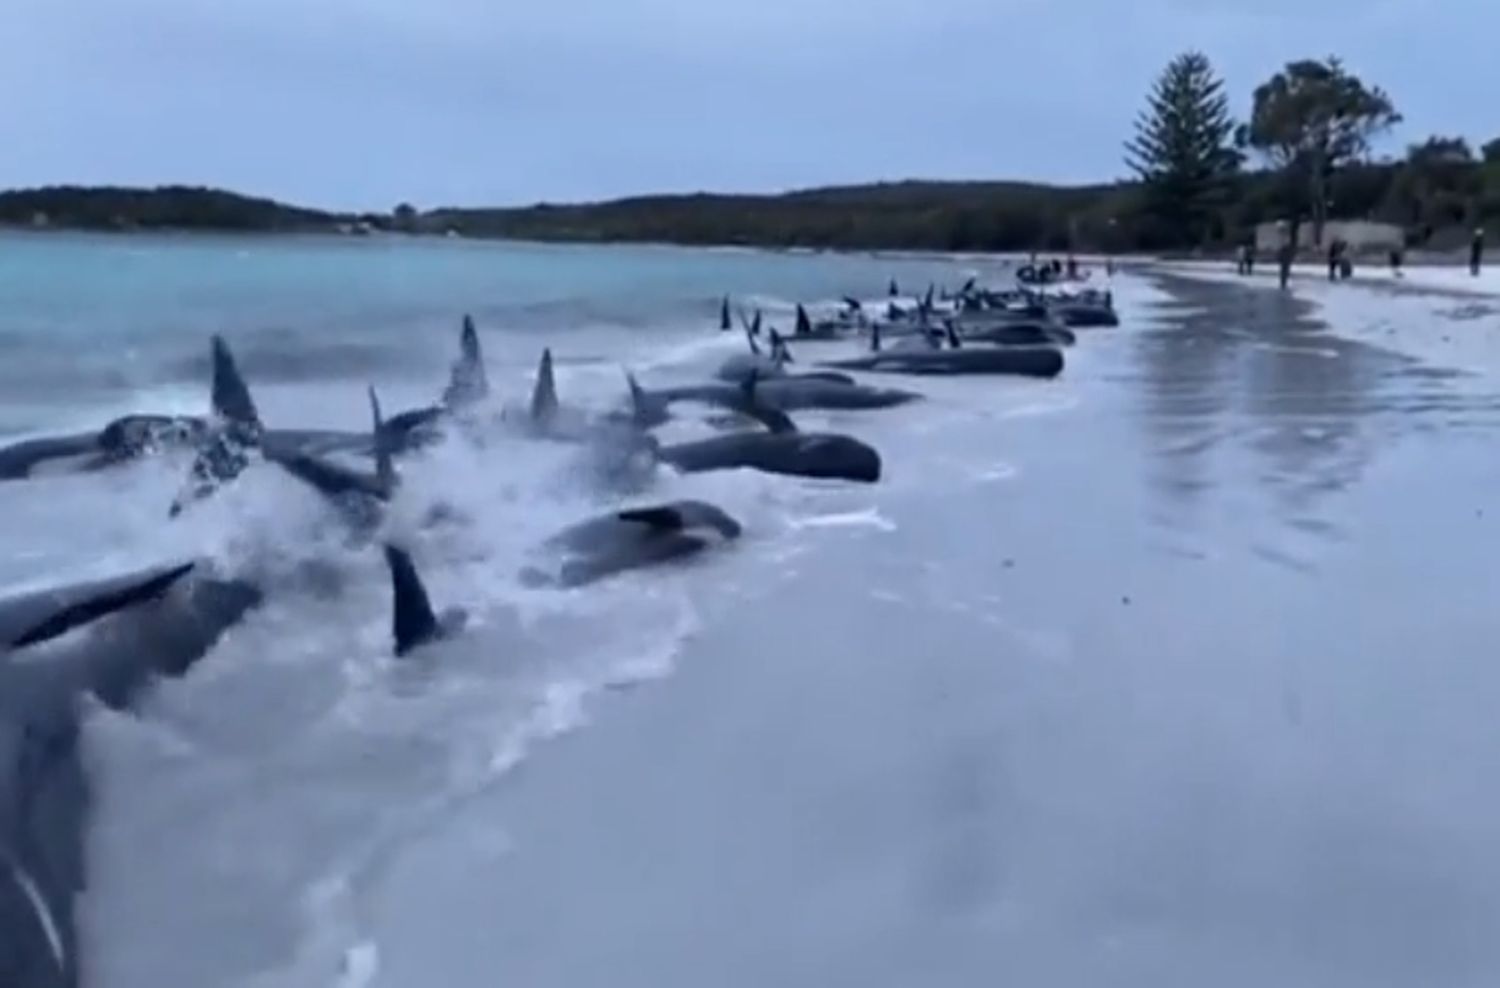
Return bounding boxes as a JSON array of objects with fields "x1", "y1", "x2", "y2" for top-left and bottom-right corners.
[
  {"x1": 1327, "y1": 239, "x2": 1341, "y2": 281},
  {"x1": 1471, "y1": 228, "x2": 1485, "y2": 276},
  {"x1": 1278, "y1": 242, "x2": 1293, "y2": 290},
  {"x1": 1244, "y1": 241, "x2": 1256, "y2": 276},
  {"x1": 1389, "y1": 245, "x2": 1404, "y2": 277}
]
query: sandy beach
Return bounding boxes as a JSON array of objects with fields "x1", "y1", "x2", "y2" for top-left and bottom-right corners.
[{"x1": 348, "y1": 270, "x2": 1500, "y2": 988}]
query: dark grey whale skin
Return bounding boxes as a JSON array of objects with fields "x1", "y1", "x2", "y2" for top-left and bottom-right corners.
[
  {"x1": 820, "y1": 345, "x2": 1065, "y2": 379},
  {"x1": 524, "y1": 500, "x2": 743, "y2": 588},
  {"x1": 0, "y1": 565, "x2": 262, "y2": 988}
]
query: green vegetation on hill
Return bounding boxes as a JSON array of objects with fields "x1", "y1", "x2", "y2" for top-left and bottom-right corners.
[
  {"x1": 422, "y1": 181, "x2": 1126, "y2": 252},
  {"x1": 0, "y1": 185, "x2": 342, "y2": 232}
]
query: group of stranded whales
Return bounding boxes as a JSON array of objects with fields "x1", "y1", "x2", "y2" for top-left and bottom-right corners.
[{"x1": 0, "y1": 270, "x2": 1118, "y2": 986}]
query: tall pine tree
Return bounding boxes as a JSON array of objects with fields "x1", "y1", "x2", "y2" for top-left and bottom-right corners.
[{"x1": 1125, "y1": 52, "x2": 1239, "y2": 246}]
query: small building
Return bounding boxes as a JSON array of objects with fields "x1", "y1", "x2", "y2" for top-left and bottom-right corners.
[{"x1": 1255, "y1": 219, "x2": 1403, "y2": 255}]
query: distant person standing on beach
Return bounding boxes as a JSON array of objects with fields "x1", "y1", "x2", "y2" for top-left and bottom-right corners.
[
  {"x1": 1277, "y1": 241, "x2": 1293, "y2": 290},
  {"x1": 1244, "y1": 240, "x2": 1256, "y2": 276},
  {"x1": 1471, "y1": 227, "x2": 1485, "y2": 276}
]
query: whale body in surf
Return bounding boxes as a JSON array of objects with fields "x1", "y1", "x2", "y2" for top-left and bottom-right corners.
[
  {"x1": 820, "y1": 338, "x2": 1065, "y2": 379},
  {"x1": 630, "y1": 374, "x2": 920, "y2": 416},
  {"x1": 655, "y1": 378, "x2": 882, "y2": 483},
  {"x1": 0, "y1": 560, "x2": 262, "y2": 987},
  {"x1": 520, "y1": 500, "x2": 742, "y2": 588},
  {"x1": 0, "y1": 320, "x2": 471, "y2": 484}
]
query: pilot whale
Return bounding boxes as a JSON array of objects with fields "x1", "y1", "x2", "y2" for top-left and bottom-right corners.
[
  {"x1": 655, "y1": 375, "x2": 882, "y2": 483},
  {"x1": 1, "y1": 560, "x2": 262, "y2": 987},
  {"x1": 520, "y1": 500, "x2": 742, "y2": 588}
]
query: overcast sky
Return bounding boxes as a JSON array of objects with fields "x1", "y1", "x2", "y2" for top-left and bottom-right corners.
[{"x1": 4, "y1": 0, "x2": 1494, "y2": 210}]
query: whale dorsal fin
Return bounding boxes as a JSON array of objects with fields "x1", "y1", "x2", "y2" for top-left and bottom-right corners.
[
  {"x1": 888, "y1": 278, "x2": 899, "y2": 297},
  {"x1": 211, "y1": 335, "x2": 260, "y2": 432},
  {"x1": 442, "y1": 315, "x2": 489, "y2": 408},
  {"x1": 624, "y1": 371, "x2": 649, "y2": 424},
  {"x1": 720, "y1": 295, "x2": 732, "y2": 331},
  {"x1": 530, "y1": 348, "x2": 559, "y2": 423},
  {"x1": 744, "y1": 326, "x2": 761, "y2": 356},
  {"x1": 617, "y1": 506, "x2": 686, "y2": 530},
  {"x1": 795, "y1": 304, "x2": 811, "y2": 336},
  {"x1": 384, "y1": 544, "x2": 439, "y2": 657},
  {"x1": 871, "y1": 322, "x2": 882, "y2": 352},
  {"x1": 369, "y1": 386, "x2": 396, "y2": 494},
  {"x1": 751, "y1": 310, "x2": 763, "y2": 338},
  {"x1": 842, "y1": 295, "x2": 862, "y2": 312}
]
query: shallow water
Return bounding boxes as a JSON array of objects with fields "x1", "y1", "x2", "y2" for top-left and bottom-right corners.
[{"x1": 3, "y1": 238, "x2": 1499, "y2": 987}]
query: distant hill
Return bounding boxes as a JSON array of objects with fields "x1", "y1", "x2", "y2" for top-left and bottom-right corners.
[
  {"x1": 0, "y1": 185, "x2": 348, "y2": 233},
  {"x1": 4, "y1": 164, "x2": 1495, "y2": 253},
  {"x1": 423, "y1": 180, "x2": 1134, "y2": 253}
]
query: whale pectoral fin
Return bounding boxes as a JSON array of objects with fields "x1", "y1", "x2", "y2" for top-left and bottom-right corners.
[
  {"x1": 615, "y1": 506, "x2": 686, "y2": 531},
  {"x1": 384, "y1": 544, "x2": 442, "y2": 658},
  {"x1": 10, "y1": 561, "x2": 197, "y2": 649}
]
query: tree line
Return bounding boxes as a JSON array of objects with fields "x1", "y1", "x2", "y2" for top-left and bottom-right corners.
[
  {"x1": 1126, "y1": 52, "x2": 1500, "y2": 251},
  {"x1": 4, "y1": 59, "x2": 1495, "y2": 254}
]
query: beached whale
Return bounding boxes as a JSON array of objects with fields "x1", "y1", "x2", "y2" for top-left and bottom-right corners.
[
  {"x1": 957, "y1": 320, "x2": 1077, "y2": 347},
  {"x1": 520, "y1": 500, "x2": 742, "y2": 589},
  {"x1": 656, "y1": 376, "x2": 882, "y2": 483},
  {"x1": 628, "y1": 370, "x2": 920, "y2": 418},
  {"x1": 0, "y1": 414, "x2": 211, "y2": 482},
  {"x1": 0, "y1": 317, "x2": 474, "y2": 484},
  {"x1": 820, "y1": 332, "x2": 1064, "y2": 379},
  {"x1": 0, "y1": 560, "x2": 263, "y2": 987}
]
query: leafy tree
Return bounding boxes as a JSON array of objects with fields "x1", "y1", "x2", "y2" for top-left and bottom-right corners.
[
  {"x1": 392, "y1": 202, "x2": 418, "y2": 231},
  {"x1": 1239, "y1": 57, "x2": 1401, "y2": 245},
  {"x1": 1124, "y1": 51, "x2": 1240, "y2": 246},
  {"x1": 1483, "y1": 138, "x2": 1500, "y2": 164}
]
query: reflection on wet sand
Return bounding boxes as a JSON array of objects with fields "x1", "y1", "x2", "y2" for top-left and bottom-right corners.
[{"x1": 1132, "y1": 274, "x2": 1500, "y2": 566}]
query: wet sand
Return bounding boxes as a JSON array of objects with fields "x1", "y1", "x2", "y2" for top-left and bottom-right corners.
[{"x1": 363, "y1": 274, "x2": 1500, "y2": 988}]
